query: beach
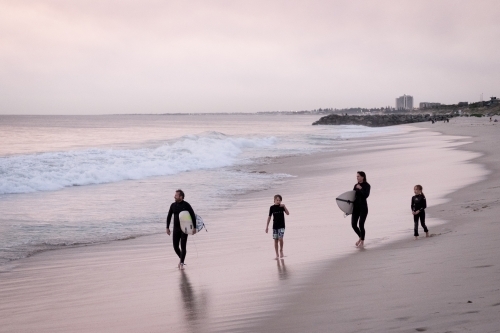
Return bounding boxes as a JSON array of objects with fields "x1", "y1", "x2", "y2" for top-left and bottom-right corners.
[
  {"x1": 0, "y1": 116, "x2": 498, "y2": 333},
  {"x1": 255, "y1": 117, "x2": 500, "y2": 333}
]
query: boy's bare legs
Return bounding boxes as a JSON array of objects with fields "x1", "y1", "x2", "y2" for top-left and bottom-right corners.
[
  {"x1": 274, "y1": 239, "x2": 279, "y2": 259},
  {"x1": 279, "y1": 238, "x2": 284, "y2": 258}
]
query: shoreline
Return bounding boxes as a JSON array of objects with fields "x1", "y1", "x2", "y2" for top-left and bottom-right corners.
[
  {"x1": 252, "y1": 117, "x2": 500, "y2": 332},
  {"x1": 0, "y1": 118, "x2": 495, "y2": 333},
  {"x1": 0, "y1": 121, "x2": 413, "y2": 269}
]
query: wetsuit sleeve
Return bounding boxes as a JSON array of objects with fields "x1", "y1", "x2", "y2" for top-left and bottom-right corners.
[
  {"x1": 411, "y1": 196, "x2": 415, "y2": 211},
  {"x1": 355, "y1": 183, "x2": 370, "y2": 199},
  {"x1": 186, "y1": 202, "x2": 196, "y2": 228},
  {"x1": 362, "y1": 184, "x2": 370, "y2": 199},
  {"x1": 422, "y1": 197, "x2": 427, "y2": 211},
  {"x1": 166, "y1": 204, "x2": 173, "y2": 228}
]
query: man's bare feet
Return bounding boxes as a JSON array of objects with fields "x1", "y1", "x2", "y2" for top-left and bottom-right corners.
[
  {"x1": 358, "y1": 240, "x2": 364, "y2": 247},
  {"x1": 355, "y1": 239, "x2": 361, "y2": 247},
  {"x1": 425, "y1": 232, "x2": 429, "y2": 237},
  {"x1": 178, "y1": 261, "x2": 181, "y2": 269},
  {"x1": 280, "y1": 251, "x2": 284, "y2": 258},
  {"x1": 415, "y1": 236, "x2": 419, "y2": 240},
  {"x1": 180, "y1": 263, "x2": 185, "y2": 270}
]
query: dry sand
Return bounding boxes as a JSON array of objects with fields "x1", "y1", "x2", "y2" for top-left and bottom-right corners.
[{"x1": 0, "y1": 117, "x2": 498, "y2": 333}]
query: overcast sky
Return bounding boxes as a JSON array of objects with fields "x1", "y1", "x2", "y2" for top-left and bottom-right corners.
[{"x1": 1, "y1": 0, "x2": 499, "y2": 114}]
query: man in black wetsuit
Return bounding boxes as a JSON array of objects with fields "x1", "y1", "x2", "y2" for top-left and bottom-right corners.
[{"x1": 166, "y1": 189, "x2": 196, "y2": 269}]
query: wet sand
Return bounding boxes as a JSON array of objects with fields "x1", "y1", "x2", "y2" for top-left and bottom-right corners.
[
  {"x1": 0, "y1": 117, "x2": 496, "y2": 333},
  {"x1": 253, "y1": 116, "x2": 500, "y2": 332}
]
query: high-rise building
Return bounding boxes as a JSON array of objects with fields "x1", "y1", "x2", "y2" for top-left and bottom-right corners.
[{"x1": 395, "y1": 95, "x2": 413, "y2": 110}]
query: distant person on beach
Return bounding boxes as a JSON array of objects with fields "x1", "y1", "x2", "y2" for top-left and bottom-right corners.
[
  {"x1": 265, "y1": 194, "x2": 289, "y2": 259},
  {"x1": 166, "y1": 189, "x2": 197, "y2": 269},
  {"x1": 352, "y1": 171, "x2": 370, "y2": 247},
  {"x1": 411, "y1": 185, "x2": 429, "y2": 240}
]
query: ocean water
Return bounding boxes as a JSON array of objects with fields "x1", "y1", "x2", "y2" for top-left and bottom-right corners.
[{"x1": 0, "y1": 114, "x2": 396, "y2": 265}]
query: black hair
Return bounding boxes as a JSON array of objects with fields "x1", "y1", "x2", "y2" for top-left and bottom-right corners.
[
  {"x1": 274, "y1": 194, "x2": 282, "y2": 201},
  {"x1": 176, "y1": 189, "x2": 185, "y2": 199},
  {"x1": 357, "y1": 171, "x2": 367, "y2": 182}
]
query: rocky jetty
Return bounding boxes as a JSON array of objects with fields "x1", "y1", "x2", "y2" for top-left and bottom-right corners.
[{"x1": 312, "y1": 114, "x2": 451, "y2": 127}]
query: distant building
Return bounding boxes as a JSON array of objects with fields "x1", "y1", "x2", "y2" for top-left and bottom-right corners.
[
  {"x1": 420, "y1": 102, "x2": 441, "y2": 109},
  {"x1": 395, "y1": 95, "x2": 413, "y2": 110},
  {"x1": 457, "y1": 102, "x2": 469, "y2": 107},
  {"x1": 487, "y1": 97, "x2": 499, "y2": 106}
]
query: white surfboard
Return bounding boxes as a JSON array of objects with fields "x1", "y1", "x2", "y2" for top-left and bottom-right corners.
[
  {"x1": 196, "y1": 214, "x2": 207, "y2": 232},
  {"x1": 336, "y1": 190, "x2": 356, "y2": 215},
  {"x1": 179, "y1": 211, "x2": 195, "y2": 234}
]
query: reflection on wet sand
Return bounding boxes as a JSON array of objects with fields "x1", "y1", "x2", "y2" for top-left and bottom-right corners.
[
  {"x1": 276, "y1": 259, "x2": 289, "y2": 280},
  {"x1": 179, "y1": 270, "x2": 208, "y2": 333}
]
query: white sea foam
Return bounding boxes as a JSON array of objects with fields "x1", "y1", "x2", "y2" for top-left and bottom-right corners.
[{"x1": 0, "y1": 132, "x2": 277, "y2": 195}]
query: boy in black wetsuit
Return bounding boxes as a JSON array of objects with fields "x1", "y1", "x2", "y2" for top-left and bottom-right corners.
[
  {"x1": 265, "y1": 194, "x2": 290, "y2": 259},
  {"x1": 411, "y1": 185, "x2": 429, "y2": 239},
  {"x1": 166, "y1": 189, "x2": 196, "y2": 269}
]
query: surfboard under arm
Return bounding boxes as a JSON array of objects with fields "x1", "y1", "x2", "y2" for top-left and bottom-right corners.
[{"x1": 335, "y1": 190, "x2": 356, "y2": 215}]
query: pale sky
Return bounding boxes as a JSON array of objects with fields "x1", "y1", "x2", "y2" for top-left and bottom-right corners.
[{"x1": 1, "y1": 0, "x2": 499, "y2": 114}]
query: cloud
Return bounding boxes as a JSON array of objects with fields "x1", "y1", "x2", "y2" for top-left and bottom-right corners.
[{"x1": 1, "y1": 0, "x2": 499, "y2": 114}]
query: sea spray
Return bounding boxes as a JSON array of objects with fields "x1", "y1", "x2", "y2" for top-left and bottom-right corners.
[{"x1": 0, "y1": 132, "x2": 277, "y2": 195}]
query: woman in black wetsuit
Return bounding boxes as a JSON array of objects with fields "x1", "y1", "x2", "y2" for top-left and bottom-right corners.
[
  {"x1": 352, "y1": 171, "x2": 370, "y2": 247},
  {"x1": 411, "y1": 184, "x2": 429, "y2": 239}
]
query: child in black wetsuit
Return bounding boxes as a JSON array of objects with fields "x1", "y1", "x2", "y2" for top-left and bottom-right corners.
[{"x1": 411, "y1": 185, "x2": 429, "y2": 239}]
